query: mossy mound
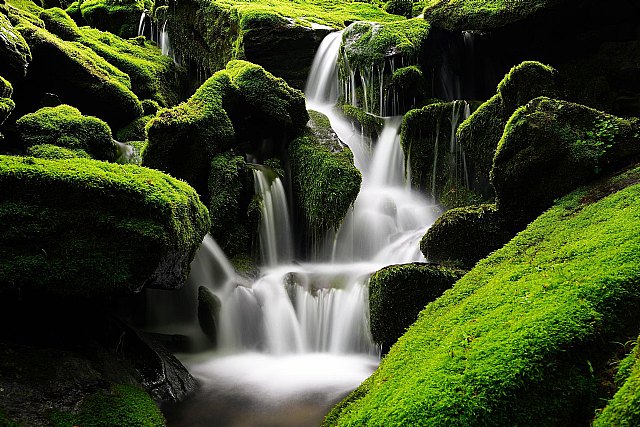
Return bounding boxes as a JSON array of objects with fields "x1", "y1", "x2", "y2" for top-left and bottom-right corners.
[
  {"x1": 26, "y1": 143, "x2": 90, "y2": 159},
  {"x1": 340, "y1": 104, "x2": 384, "y2": 138},
  {"x1": 369, "y1": 262, "x2": 465, "y2": 352},
  {"x1": 0, "y1": 75, "x2": 15, "y2": 126},
  {"x1": 400, "y1": 100, "x2": 486, "y2": 208},
  {"x1": 594, "y1": 339, "x2": 640, "y2": 426},
  {"x1": 0, "y1": 12, "x2": 31, "y2": 80},
  {"x1": 289, "y1": 110, "x2": 361, "y2": 233},
  {"x1": 78, "y1": 0, "x2": 147, "y2": 38},
  {"x1": 16, "y1": 105, "x2": 116, "y2": 161},
  {"x1": 39, "y1": 6, "x2": 79, "y2": 41},
  {"x1": 492, "y1": 97, "x2": 640, "y2": 229},
  {"x1": 422, "y1": 0, "x2": 563, "y2": 31},
  {"x1": 0, "y1": 155, "x2": 210, "y2": 298},
  {"x1": 325, "y1": 165, "x2": 640, "y2": 426},
  {"x1": 116, "y1": 114, "x2": 153, "y2": 142},
  {"x1": 15, "y1": 21, "x2": 142, "y2": 129},
  {"x1": 420, "y1": 203, "x2": 511, "y2": 269}
]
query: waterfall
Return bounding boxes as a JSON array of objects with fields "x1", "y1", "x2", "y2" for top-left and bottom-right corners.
[
  {"x1": 159, "y1": 21, "x2": 171, "y2": 57},
  {"x1": 137, "y1": 11, "x2": 146, "y2": 37}
]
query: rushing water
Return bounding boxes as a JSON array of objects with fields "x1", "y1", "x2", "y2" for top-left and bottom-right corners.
[{"x1": 164, "y1": 30, "x2": 439, "y2": 426}]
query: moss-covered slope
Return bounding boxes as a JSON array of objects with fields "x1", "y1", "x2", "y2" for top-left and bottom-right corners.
[
  {"x1": 0, "y1": 155, "x2": 209, "y2": 298},
  {"x1": 325, "y1": 165, "x2": 640, "y2": 426}
]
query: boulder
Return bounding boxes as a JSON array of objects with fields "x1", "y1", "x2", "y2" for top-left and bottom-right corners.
[
  {"x1": 0, "y1": 75, "x2": 15, "y2": 126},
  {"x1": 0, "y1": 12, "x2": 31, "y2": 80},
  {"x1": 0, "y1": 155, "x2": 210, "y2": 298},
  {"x1": 78, "y1": 0, "x2": 145, "y2": 38},
  {"x1": 197, "y1": 286, "x2": 221, "y2": 346}
]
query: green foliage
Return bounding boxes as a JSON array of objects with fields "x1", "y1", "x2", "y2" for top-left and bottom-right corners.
[
  {"x1": 492, "y1": 97, "x2": 640, "y2": 230},
  {"x1": 0, "y1": 75, "x2": 13, "y2": 125},
  {"x1": 340, "y1": 104, "x2": 384, "y2": 138},
  {"x1": 52, "y1": 384, "x2": 165, "y2": 427},
  {"x1": 39, "y1": 7, "x2": 80, "y2": 41},
  {"x1": 16, "y1": 105, "x2": 116, "y2": 161},
  {"x1": 26, "y1": 143, "x2": 90, "y2": 159},
  {"x1": 0, "y1": 155, "x2": 210, "y2": 298},
  {"x1": 289, "y1": 110, "x2": 361, "y2": 233},
  {"x1": 369, "y1": 262, "x2": 465, "y2": 349},
  {"x1": 325, "y1": 166, "x2": 640, "y2": 426},
  {"x1": 422, "y1": 0, "x2": 564, "y2": 30},
  {"x1": 420, "y1": 203, "x2": 510, "y2": 269}
]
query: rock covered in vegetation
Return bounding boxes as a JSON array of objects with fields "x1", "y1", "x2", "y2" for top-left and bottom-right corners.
[
  {"x1": 420, "y1": 203, "x2": 510, "y2": 269},
  {"x1": 14, "y1": 21, "x2": 142, "y2": 129},
  {"x1": 325, "y1": 165, "x2": 640, "y2": 426},
  {"x1": 369, "y1": 262, "x2": 465, "y2": 352},
  {"x1": 0, "y1": 155, "x2": 209, "y2": 298},
  {"x1": 0, "y1": 75, "x2": 15, "y2": 126},
  {"x1": 340, "y1": 104, "x2": 384, "y2": 138},
  {"x1": 492, "y1": 97, "x2": 640, "y2": 229},
  {"x1": 16, "y1": 105, "x2": 116, "y2": 160},
  {"x1": 78, "y1": 0, "x2": 146, "y2": 38},
  {"x1": 25, "y1": 143, "x2": 90, "y2": 159},
  {"x1": 39, "y1": 6, "x2": 79, "y2": 40},
  {"x1": 289, "y1": 110, "x2": 361, "y2": 233},
  {"x1": 0, "y1": 12, "x2": 31, "y2": 80},
  {"x1": 197, "y1": 285, "x2": 221, "y2": 346}
]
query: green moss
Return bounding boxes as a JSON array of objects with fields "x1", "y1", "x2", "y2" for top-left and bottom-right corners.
[
  {"x1": 497, "y1": 61, "x2": 560, "y2": 113},
  {"x1": 0, "y1": 74, "x2": 14, "y2": 125},
  {"x1": 384, "y1": 0, "x2": 413, "y2": 18},
  {"x1": 289, "y1": 110, "x2": 361, "y2": 232},
  {"x1": 420, "y1": 203, "x2": 511, "y2": 269},
  {"x1": 0, "y1": 155, "x2": 210, "y2": 298},
  {"x1": 52, "y1": 384, "x2": 164, "y2": 427},
  {"x1": 422, "y1": 0, "x2": 563, "y2": 31},
  {"x1": 79, "y1": 0, "x2": 148, "y2": 38},
  {"x1": 116, "y1": 114, "x2": 154, "y2": 142},
  {"x1": 325, "y1": 165, "x2": 640, "y2": 426},
  {"x1": 17, "y1": 105, "x2": 116, "y2": 161},
  {"x1": 369, "y1": 262, "x2": 465, "y2": 350},
  {"x1": 26, "y1": 143, "x2": 90, "y2": 159},
  {"x1": 141, "y1": 99, "x2": 159, "y2": 115},
  {"x1": 341, "y1": 18, "x2": 429, "y2": 70},
  {"x1": 39, "y1": 7, "x2": 80, "y2": 41},
  {"x1": 492, "y1": 97, "x2": 640, "y2": 230},
  {"x1": 0, "y1": 11, "x2": 32, "y2": 79},
  {"x1": 340, "y1": 104, "x2": 384, "y2": 138},
  {"x1": 0, "y1": 408, "x2": 20, "y2": 427},
  {"x1": 16, "y1": 21, "x2": 143, "y2": 129}
]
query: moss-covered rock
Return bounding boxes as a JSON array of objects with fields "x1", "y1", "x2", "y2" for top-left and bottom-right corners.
[
  {"x1": 422, "y1": 0, "x2": 563, "y2": 31},
  {"x1": 16, "y1": 105, "x2": 116, "y2": 161},
  {"x1": 0, "y1": 75, "x2": 15, "y2": 126},
  {"x1": 116, "y1": 114, "x2": 153, "y2": 142},
  {"x1": 420, "y1": 203, "x2": 511, "y2": 269},
  {"x1": 369, "y1": 262, "x2": 465, "y2": 351},
  {"x1": 39, "y1": 6, "x2": 80, "y2": 41},
  {"x1": 197, "y1": 286, "x2": 220, "y2": 346},
  {"x1": 325, "y1": 165, "x2": 640, "y2": 426},
  {"x1": 289, "y1": 110, "x2": 361, "y2": 233},
  {"x1": 492, "y1": 97, "x2": 640, "y2": 229},
  {"x1": 0, "y1": 155, "x2": 210, "y2": 298},
  {"x1": 0, "y1": 12, "x2": 31, "y2": 80},
  {"x1": 400, "y1": 100, "x2": 486, "y2": 208},
  {"x1": 15, "y1": 21, "x2": 142, "y2": 129},
  {"x1": 384, "y1": 0, "x2": 413, "y2": 18},
  {"x1": 79, "y1": 0, "x2": 147, "y2": 38},
  {"x1": 26, "y1": 143, "x2": 90, "y2": 159},
  {"x1": 340, "y1": 104, "x2": 384, "y2": 138}
]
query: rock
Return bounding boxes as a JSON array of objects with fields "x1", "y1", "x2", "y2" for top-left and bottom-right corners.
[
  {"x1": 289, "y1": 110, "x2": 361, "y2": 234},
  {"x1": 116, "y1": 113, "x2": 154, "y2": 142},
  {"x1": 368, "y1": 262, "x2": 465, "y2": 353},
  {"x1": 420, "y1": 203, "x2": 511, "y2": 269},
  {"x1": 39, "y1": 6, "x2": 80, "y2": 41},
  {"x1": 0, "y1": 75, "x2": 15, "y2": 126},
  {"x1": 14, "y1": 22, "x2": 142, "y2": 130},
  {"x1": 197, "y1": 286, "x2": 221, "y2": 346},
  {"x1": 16, "y1": 105, "x2": 116, "y2": 161},
  {"x1": 492, "y1": 97, "x2": 640, "y2": 229},
  {"x1": 78, "y1": 0, "x2": 144, "y2": 39},
  {"x1": 0, "y1": 155, "x2": 210, "y2": 298},
  {"x1": 0, "y1": 12, "x2": 31, "y2": 80},
  {"x1": 340, "y1": 104, "x2": 384, "y2": 139}
]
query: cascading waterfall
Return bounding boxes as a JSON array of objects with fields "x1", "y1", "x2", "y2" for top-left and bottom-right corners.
[{"x1": 164, "y1": 29, "x2": 439, "y2": 426}]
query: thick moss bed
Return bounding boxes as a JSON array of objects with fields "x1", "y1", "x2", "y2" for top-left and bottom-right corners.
[
  {"x1": 422, "y1": 0, "x2": 564, "y2": 30},
  {"x1": 369, "y1": 262, "x2": 465, "y2": 351},
  {"x1": 0, "y1": 75, "x2": 15, "y2": 125},
  {"x1": 0, "y1": 155, "x2": 210, "y2": 297},
  {"x1": 325, "y1": 166, "x2": 640, "y2": 426},
  {"x1": 77, "y1": 0, "x2": 148, "y2": 38},
  {"x1": 289, "y1": 110, "x2": 361, "y2": 233}
]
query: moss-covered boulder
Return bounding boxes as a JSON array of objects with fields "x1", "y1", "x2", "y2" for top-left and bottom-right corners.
[
  {"x1": 14, "y1": 22, "x2": 142, "y2": 129},
  {"x1": 116, "y1": 113, "x2": 153, "y2": 142},
  {"x1": 39, "y1": 6, "x2": 80, "y2": 41},
  {"x1": 422, "y1": 0, "x2": 563, "y2": 31},
  {"x1": 16, "y1": 105, "x2": 116, "y2": 161},
  {"x1": 420, "y1": 203, "x2": 511, "y2": 269},
  {"x1": 340, "y1": 104, "x2": 384, "y2": 139},
  {"x1": 0, "y1": 155, "x2": 209, "y2": 298},
  {"x1": 26, "y1": 143, "x2": 90, "y2": 159},
  {"x1": 369, "y1": 262, "x2": 465, "y2": 352},
  {"x1": 79, "y1": 0, "x2": 147, "y2": 38},
  {"x1": 0, "y1": 75, "x2": 15, "y2": 126},
  {"x1": 492, "y1": 97, "x2": 640, "y2": 229},
  {"x1": 0, "y1": 12, "x2": 31, "y2": 80},
  {"x1": 325, "y1": 165, "x2": 640, "y2": 426},
  {"x1": 401, "y1": 100, "x2": 486, "y2": 208},
  {"x1": 289, "y1": 110, "x2": 361, "y2": 233}
]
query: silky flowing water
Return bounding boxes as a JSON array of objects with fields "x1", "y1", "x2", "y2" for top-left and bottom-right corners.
[{"x1": 163, "y1": 30, "x2": 439, "y2": 426}]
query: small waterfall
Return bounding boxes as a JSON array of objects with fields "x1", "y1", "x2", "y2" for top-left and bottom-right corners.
[
  {"x1": 159, "y1": 21, "x2": 171, "y2": 57},
  {"x1": 252, "y1": 167, "x2": 294, "y2": 266},
  {"x1": 137, "y1": 11, "x2": 147, "y2": 37}
]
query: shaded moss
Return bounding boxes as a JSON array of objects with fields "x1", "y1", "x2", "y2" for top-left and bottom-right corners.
[
  {"x1": 420, "y1": 203, "x2": 511, "y2": 269},
  {"x1": 384, "y1": 0, "x2": 413, "y2": 18},
  {"x1": 116, "y1": 114, "x2": 154, "y2": 142},
  {"x1": 26, "y1": 143, "x2": 90, "y2": 159},
  {"x1": 79, "y1": 0, "x2": 147, "y2": 38},
  {"x1": 0, "y1": 155, "x2": 210, "y2": 297},
  {"x1": 492, "y1": 97, "x2": 640, "y2": 230},
  {"x1": 340, "y1": 104, "x2": 384, "y2": 138},
  {"x1": 16, "y1": 105, "x2": 116, "y2": 161},
  {"x1": 0, "y1": 11, "x2": 31, "y2": 80},
  {"x1": 0, "y1": 75, "x2": 14, "y2": 126},
  {"x1": 39, "y1": 6, "x2": 80, "y2": 41},
  {"x1": 289, "y1": 110, "x2": 361, "y2": 232},
  {"x1": 369, "y1": 262, "x2": 465, "y2": 351},
  {"x1": 325, "y1": 165, "x2": 640, "y2": 426}
]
